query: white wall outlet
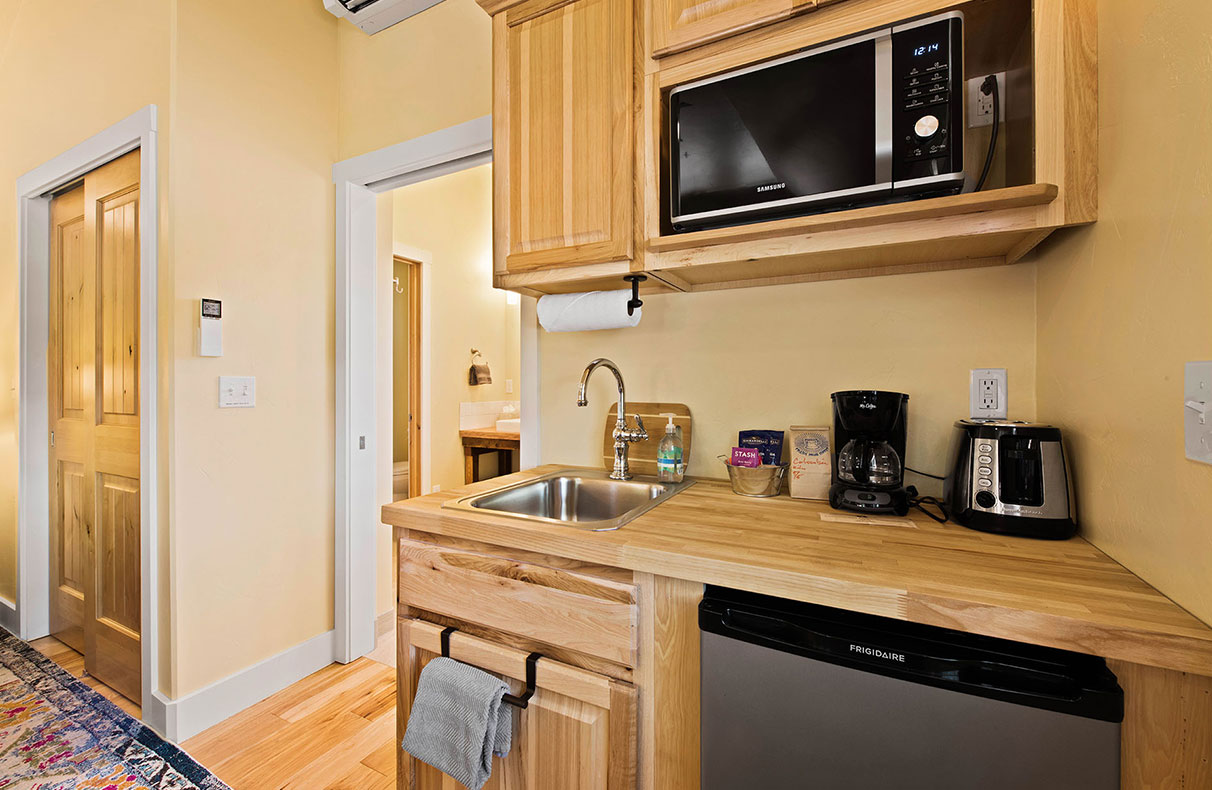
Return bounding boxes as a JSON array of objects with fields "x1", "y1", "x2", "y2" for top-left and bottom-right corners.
[
  {"x1": 431, "y1": 484, "x2": 441, "y2": 493},
  {"x1": 1184, "y1": 361, "x2": 1212, "y2": 465},
  {"x1": 967, "y1": 72, "x2": 1007, "y2": 128},
  {"x1": 970, "y1": 368, "x2": 1008, "y2": 419},
  {"x1": 505, "y1": 379, "x2": 514, "y2": 394},
  {"x1": 218, "y1": 376, "x2": 256, "y2": 408}
]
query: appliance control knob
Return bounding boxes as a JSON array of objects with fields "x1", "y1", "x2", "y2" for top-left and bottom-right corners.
[
  {"x1": 975, "y1": 491, "x2": 997, "y2": 508},
  {"x1": 914, "y1": 114, "x2": 941, "y2": 139}
]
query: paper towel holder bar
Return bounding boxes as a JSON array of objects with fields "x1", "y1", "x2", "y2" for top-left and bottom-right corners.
[
  {"x1": 440, "y1": 626, "x2": 541, "y2": 709},
  {"x1": 623, "y1": 274, "x2": 646, "y2": 316}
]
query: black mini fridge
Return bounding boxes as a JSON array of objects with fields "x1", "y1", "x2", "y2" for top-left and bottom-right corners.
[{"x1": 699, "y1": 587, "x2": 1122, "y2": 789}]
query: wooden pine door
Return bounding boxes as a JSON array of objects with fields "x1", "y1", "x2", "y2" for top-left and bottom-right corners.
[
  {"x1": 401, "y1": 620, "x2": 637, "y2": 789},
  {"x1": 497, "y1": 0, "x2": 634, "y2": 273},
  {"x1": 48, "y1": 149, "x2": 142, "y2": 703}
]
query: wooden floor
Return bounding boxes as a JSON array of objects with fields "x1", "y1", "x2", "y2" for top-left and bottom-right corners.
[
  {"x1": 30, "y1": 634, "x2": 399, "y2": 790},
  {"x1": 30, "y1": 635, "x2": 142, "y2": 719}
]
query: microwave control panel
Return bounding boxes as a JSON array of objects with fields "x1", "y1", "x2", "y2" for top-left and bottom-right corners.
[{"x1": 891, "y1": 17, "x2": 964, "y2": 189}]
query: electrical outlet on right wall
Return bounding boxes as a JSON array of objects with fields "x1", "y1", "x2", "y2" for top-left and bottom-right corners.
[{"x1": 970, "y1": 368, "x2": 1008, "y2": 420}]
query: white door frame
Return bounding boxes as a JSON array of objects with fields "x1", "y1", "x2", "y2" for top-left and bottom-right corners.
[
  {"x1": 333, "y1": 115, "x2": 541, "y2": 662},
  {"x1": 15, "y1": 105, "x2": 166, "y2": 728}
]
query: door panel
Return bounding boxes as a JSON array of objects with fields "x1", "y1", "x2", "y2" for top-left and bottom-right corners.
[
  {"x1": 50, "y1": 461, "x2": 87, "y2": 651},
  {"x1": 502, "y1": 0, "x2": 633, "y2": 272},
  {"x1": 98, "y1": 473, "x2": 140, "y2": 633},
  {"x1": 48, "y1": 148, "x2": 141, "y2": 704},
  {"x1": 98, "y1": 193, "x2": 139, "y2": 424},
  {"x1": 82, "y1": 150, "x2": 142, "y2": 703},
  {"x1": 49, "y1": 184, "x2": 88, "y2": 653}
]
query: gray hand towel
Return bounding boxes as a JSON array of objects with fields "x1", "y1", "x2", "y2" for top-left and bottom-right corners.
[
  {"x1": 401, "y1": 657, "x2": 513, "y2": 789},
  {"x1": 469, "y1": 363, "x2": 493, "y2": 385}
]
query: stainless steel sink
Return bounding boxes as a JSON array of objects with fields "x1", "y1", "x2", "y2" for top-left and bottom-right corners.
[{"x1": 444, "y1": 469, "x2": 694, "y2": 531}]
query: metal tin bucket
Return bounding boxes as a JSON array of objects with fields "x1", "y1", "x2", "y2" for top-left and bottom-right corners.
[{"x1": 719, "y1": 456, "x2": 788, "y2": 497}]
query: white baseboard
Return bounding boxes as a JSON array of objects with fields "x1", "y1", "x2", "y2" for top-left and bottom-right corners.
[
  {"x1": 376, "y1": 608, "x2": 394, "y2": 638},
  {"x1": 153, "y1": 628, "x2": 336, "y2": 743},
  {"x1": 0, "y1": 597, "x2": 17, "y2": 634}
]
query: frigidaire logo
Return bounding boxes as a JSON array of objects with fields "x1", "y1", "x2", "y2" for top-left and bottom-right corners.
[
  {"x1": 850, "y1": 643, "x2": 906, "y2": 662},
  {"x1": 756, "y1": 182, "x2": 786, "y2": 193}
]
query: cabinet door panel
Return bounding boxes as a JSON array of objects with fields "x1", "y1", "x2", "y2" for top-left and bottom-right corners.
[
  {"x1": 401, "y1": 619, "x2": 636, "y2": 790},
  {"x1": 502, "y1": 0, "x2": 633, "y2": 272},
  {"x1": 651, "y1": 0, "x2": 817, "y2": 58}
]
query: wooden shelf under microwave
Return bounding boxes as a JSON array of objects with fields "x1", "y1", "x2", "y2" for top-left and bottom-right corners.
[{"x1": 642, "y1": 183, "x2": 1061, "y2": 292}]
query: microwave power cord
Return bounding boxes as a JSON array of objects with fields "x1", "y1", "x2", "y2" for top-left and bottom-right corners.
[{"x1": 974, "y1": 74, "x2": 1001, "y2": 192}]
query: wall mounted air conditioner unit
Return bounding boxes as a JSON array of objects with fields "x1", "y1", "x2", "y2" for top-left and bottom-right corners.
[{"x1": 323, "y1": 0, "x2": 445, "y2": 35}]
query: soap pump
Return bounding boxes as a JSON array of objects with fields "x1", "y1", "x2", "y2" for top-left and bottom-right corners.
[{"x1": 657, "y1": 413, "x2": 684, "y2": 483}]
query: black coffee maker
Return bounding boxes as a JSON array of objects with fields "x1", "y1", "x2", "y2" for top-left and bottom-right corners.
[{"x1": 829, "y1": 391, "x2": 909, "y2": 516}]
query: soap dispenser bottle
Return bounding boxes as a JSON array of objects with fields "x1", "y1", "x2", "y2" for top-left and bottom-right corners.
[{"x1": 657, "y1": 413, "x2": 684, "y2": 483}]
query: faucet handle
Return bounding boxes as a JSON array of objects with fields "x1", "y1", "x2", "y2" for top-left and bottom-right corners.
[{"x1": 632, "y1": 413, "x2": 646, "y2": 436}]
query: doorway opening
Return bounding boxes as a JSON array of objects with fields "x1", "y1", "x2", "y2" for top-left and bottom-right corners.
[
  {"x1": 332, "y1": 115, "x2": 540, "y2": 663},
  {"x1": 16, "y1": 105, "x2": 163, "y2": 730}
]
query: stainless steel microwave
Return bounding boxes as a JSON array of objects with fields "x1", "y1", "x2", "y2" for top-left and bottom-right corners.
[{"x1": 669, "y1": 12, "x2": 965, "y2": 231}]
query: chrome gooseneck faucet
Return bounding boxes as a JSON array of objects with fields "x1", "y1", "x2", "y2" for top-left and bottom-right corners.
[{"x1": 577, "y1": 358, "x2": 648, "y2": 480}]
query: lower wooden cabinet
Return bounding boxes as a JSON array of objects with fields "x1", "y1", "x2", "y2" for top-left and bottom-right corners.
[{"x1": 399, "y1": 619, "x2": 637, "y2": 789}]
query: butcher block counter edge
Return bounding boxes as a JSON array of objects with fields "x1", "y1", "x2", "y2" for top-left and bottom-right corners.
[{"x1": 383, "y1": 465, "x2": 1212, "y2": 677}]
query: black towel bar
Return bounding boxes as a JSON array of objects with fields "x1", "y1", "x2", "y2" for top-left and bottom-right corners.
[{"x1": 438, "y1": 626, "x2": 541, "y2": 709}]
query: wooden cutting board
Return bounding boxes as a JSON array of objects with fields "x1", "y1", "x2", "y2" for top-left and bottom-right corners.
[{"x1": 601, "y1": 402, "x2": 692, "y2": 477}]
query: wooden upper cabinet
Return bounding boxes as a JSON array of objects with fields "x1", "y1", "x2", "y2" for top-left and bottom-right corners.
[
  {"x1": 650, "y1": 0, "x2": 818, "y2": 58},
  {"x1": 494, "y1": 0, "x2": 635, "y2": 274}
]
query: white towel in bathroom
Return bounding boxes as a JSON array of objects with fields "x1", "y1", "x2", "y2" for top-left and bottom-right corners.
[{"x1": 401, "y1": 657, "x2": 512, "y2": 789}]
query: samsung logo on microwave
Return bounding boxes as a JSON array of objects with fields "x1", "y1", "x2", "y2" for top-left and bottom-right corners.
[
  {"x1": 756, "y1": 182, "x2": 786, "y2": 193},
  {"x1": 850, "y1": 643, "x2": 906, "y2": 662}
]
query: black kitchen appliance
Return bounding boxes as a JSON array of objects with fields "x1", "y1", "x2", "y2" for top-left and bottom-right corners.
[
  {"x1": 669, "y1": 11, "x2": 965, "y2": 231},
  {"x1": 700, "y1": 586, "x2": 1123, "y2": 789},
  {"x1": 829, "y1": 390, "x2": 909, "y2": 516},
  {"x1": 945, "y1": 419, "x2": 1077, "y2": 539}
]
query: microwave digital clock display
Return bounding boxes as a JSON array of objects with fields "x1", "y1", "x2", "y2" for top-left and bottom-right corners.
[{"x1": 913, "y1": 42, "x2": 941, "y2": 56}]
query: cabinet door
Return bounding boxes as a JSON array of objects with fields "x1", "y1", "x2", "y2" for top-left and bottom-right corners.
[
  {"x1": 497, "y1": 0, "x2": 634, "y2": 273},
  {"x1": 400, "y1": 619, "x2": 637, "y2": 790},
  {"x1": 650, "y1": 0, "x2": 818, "y2": 58}
]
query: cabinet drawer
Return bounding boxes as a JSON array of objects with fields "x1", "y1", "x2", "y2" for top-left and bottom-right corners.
[
  {"x1": 399, "y1": 539, "x2": 638, "y2": 666},
  {"x1": 402, "y1": 619, "x2": 637, "y2": 789}
]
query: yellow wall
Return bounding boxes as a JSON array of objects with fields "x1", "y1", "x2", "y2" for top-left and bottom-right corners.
[
  {"x1": 540, "y1": 265, "x2": 1039, "y2": 495},
  {"x1": 392, "y1": 164, "x2": 521, "y2": 493},
  {"x1": 167, "y1": 0, "x2": 339, "y2": 696},
  {"x1": 0, "y1": 0, "x2": 173, "y2": 607},
  {"x1": 337, "y1": 0, "x2": 491, "y2": 160},
  {"x1": 1034, "y1": 0, "x2": 1212, "y2": 625}
]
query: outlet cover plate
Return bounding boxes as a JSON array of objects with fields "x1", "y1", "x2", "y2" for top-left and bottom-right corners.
[
  {"x1": 967, "y1": 72, "x2": 1007, "y2": 128},
  {"x1": 1185, "y1": 361, "x2": 1212, "y2": 464},
  {"x1": 219, "y1": 376, "x2": 256, "y2": 408},
  {"x1": 970, "y1": 368, "x2": 1008, "y2": 420}
]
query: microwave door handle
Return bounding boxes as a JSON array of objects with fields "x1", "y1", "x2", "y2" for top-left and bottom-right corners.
[{"x1": 874, "y1": 33, "x2": 894, "y2": 185}]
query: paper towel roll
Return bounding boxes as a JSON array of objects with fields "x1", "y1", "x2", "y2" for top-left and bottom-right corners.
[{"x1": 536, "y1": 289, "x2": 641, "y2": 333}]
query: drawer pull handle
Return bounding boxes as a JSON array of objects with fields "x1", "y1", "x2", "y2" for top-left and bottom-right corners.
[{"x1": 440, "y1": 626, "x2": 542, "y2": 709}]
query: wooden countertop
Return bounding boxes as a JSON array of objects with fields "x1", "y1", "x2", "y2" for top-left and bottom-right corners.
[
  {"x1": 383, "y1": 465, "x2": 1212, "y2": 676},
  {"x1": 459, "y1": 429, "x2": 521, "y2": 441}
]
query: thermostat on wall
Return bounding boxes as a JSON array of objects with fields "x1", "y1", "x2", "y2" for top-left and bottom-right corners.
[{"x1": 200, "y1": 298, "x2": 222, "y2": 357}]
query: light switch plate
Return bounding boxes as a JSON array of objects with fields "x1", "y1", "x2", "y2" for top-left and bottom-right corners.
[
  {"x1": 219, "y1": 376, "x2": 256, "y2": 408},
  {"x1": 970, "y1": 368, "x2": 1008, "y2": 419},
  {"x1": 1184, "y1": 361, "x2": 1212, "y2": 464}
]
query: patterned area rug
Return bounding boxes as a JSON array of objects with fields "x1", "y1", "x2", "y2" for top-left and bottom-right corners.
[{"x1": 0, "y1": 627, "x2": 229, "y2": 790}]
